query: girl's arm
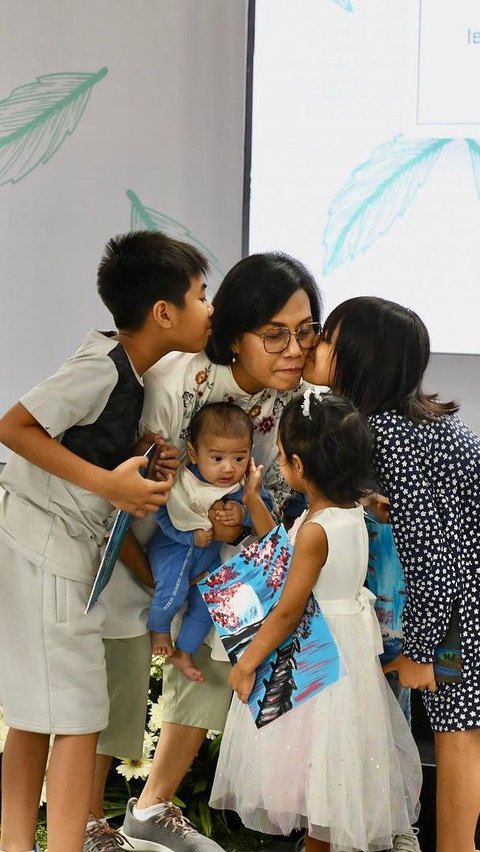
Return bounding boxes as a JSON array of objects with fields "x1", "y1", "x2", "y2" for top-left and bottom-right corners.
[
  {"x1": 242, "y1": 460, "x2": 276, "y2": 538},
  {"x1": 231, "y1": 521, "x2": 328, "y2": 703}
]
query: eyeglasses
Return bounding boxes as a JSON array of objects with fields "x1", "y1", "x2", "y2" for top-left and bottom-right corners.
[{"x1": 249, "y1": 322, "x2": 323, "y2": 354}]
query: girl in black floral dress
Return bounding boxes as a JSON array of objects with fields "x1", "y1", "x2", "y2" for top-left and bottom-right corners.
[{"x1": 304, "y1": 296, "x2": 480, "y2": 852}]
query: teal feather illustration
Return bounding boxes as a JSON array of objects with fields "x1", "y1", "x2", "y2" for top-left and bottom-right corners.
[
  {"x1": 467, "y1": 139, "x2": 480, "y2": 198},
  {"x1": 127, "y1": 189, "x2": 225, "y2": 292},
  {"x1": 322, "y1": 135, "x2": 452, "y2": 275},
  {"x1": 0, "y1": 67, "x2": 108, "y2": 187},
  {"x1": 332, "y1": 0, "x2": 353, "y2": 11}
]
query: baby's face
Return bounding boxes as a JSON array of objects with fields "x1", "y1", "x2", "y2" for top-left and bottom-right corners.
[{"x1": 188, "y1": 434, "x2": 251, "y2": 487}]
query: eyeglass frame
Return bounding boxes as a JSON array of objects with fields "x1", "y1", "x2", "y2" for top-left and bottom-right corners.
[{"x1": 248, "y1": 321, "x2": 323, "y2": 354}]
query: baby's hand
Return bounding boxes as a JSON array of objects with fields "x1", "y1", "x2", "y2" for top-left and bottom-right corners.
[
  {"x1": 213, "y1": 500, "x2": 245, "y2": 527},
  {"x1": 104, "y1": 458, "x2": 173, "y2": 516},
  {"x1": 230, "y1": 662, "x2": 255, "y2": 704},
  {"x1": 208, "y1": 501, "x2": 243, "y2": 543},
  {"x1": 194, "y1": 528, "x2": 213, "y2": 548}
]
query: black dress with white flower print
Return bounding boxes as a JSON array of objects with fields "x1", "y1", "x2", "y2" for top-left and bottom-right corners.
[{"x1": 369, "y1": 411, "x2": 480, "y2": 732}]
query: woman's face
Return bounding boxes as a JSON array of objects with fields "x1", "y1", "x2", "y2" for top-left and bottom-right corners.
[
  {"x1": 303, "y1": 327, "x2": 338, "y2": 388},
  {"x1": 232, "y1": 289, "x2": 314, "y2": 394}
]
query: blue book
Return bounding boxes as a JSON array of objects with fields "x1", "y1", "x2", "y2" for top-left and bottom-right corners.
[
  {"x1": 198, "y1": 524, "x2": 344, "y2": 728},
  {"x1": 84, "y1": 443, "x2": 157, "y2": 614}
]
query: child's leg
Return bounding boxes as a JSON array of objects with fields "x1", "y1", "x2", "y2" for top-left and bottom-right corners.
[
  {"x1": 0, "y1": 728, "x2": 50, "y2": 851},
  {"x1": 435, "y1": 728, "x2": 480, "y2": 852},
  {"x1": 305, "y1": 834, "x2": 330, "y2": 852},
  {"x1": 46, "y1": 731, "x2": 99, "y2": 852},
  {"x1": 171, "y1": 577, "x2": 216, "y2": 682},
  {"x1": 148, "y1": 547, "x2": 192, "y2": 656}
]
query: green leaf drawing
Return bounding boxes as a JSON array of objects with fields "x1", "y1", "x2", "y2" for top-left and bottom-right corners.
[
  {"x1": 0, "y1": 67, "x2": 108, "y2": 187},
  {"x1": 127, "y1": 189, "x2": 225, "y2": 293}
]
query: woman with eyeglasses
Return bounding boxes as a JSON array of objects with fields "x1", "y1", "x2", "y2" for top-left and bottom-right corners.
[{"x1": 114, "y1": 252, "x2": 322, "y2": 849}]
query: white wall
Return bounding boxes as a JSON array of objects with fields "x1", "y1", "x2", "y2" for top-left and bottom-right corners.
[{"x1": 0, "y1": 0, "x2": 248, "y2": 460}]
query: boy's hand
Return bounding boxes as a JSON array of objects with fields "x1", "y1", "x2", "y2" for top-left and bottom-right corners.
[
  {"x1": 208, "y1": 501, "x2": 243, "y2": 543},
  {"x1": 193, "y1": 528, "x2": 213, "y2": 548},
  {"x1": 383, "y1": 654, "x2": 437, "y2": 691},
  {"x1": 230, "y1": 662, "x2": 255, "y2": 704},
  {"x1": 104, "y1": 457, "x2": 173, "y2": 516},
  {"x1": 212, "y1": 500, "x2": 245, "y2": 527}
]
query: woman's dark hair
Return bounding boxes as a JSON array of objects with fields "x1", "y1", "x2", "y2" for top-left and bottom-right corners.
[
  {"x1": 205, "y1": 252, "x2": 322, "y2": 364},
  {"x1": 323, "y1": 297, "x2": 459, "y2": 422},
  {"x1": 279, "y1": 392, "x2": 376, "y2": 503}
]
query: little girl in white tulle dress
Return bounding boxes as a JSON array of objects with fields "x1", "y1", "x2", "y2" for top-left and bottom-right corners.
[{"x1": 209, "y1": 391, "x2": 422, "y2": 852}]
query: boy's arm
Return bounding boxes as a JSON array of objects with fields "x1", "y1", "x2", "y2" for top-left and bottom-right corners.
[
  {"x1": 119, "y1": 529, "x2": 154, "y2": 588},
  {"x1": 0, "y1": 403, "x2": 172, "y2": 516}
]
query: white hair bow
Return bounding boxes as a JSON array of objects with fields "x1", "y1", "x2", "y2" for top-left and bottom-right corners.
[{"x1": 301, "y1": 386, "x2": 324, "y2": 418}]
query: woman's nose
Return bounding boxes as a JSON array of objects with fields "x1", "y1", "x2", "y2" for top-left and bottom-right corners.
[{"x1": 284, "y1": 333, "x2": 303, "y2": 357}]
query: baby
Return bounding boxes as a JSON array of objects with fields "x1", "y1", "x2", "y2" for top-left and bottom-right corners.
[{"x1": 147, "y1": 402, "x2": 271, "y2": 682}]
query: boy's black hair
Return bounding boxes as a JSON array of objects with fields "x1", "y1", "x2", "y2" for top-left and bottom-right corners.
[
  {"x1": 279, "y1": 392, "x2": 376, "y2": 503},
  {"x1": 189, "y1": 402, "x2": 253, "y2": 448},
  {"x1": 97, "y1": 230, "x2": 209, "y2": 331},
  {"x1": 205, "y1": 252, "x2": 322, "y2": 364},
  {"x1": 323, "y1": 296, "x2": 459, "y2": 422}
]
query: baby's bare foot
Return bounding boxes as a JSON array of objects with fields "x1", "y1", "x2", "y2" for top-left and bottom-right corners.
[
  {"x1": 151, "y1": 631, "x2": 174, "y2": 657},
  {"x1": 170, "y1": 649, "x2": 205, "y2": 683}
]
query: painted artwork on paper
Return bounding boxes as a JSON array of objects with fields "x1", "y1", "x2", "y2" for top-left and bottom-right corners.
[{"x1": 198, "y1": 524, "x2": 344, "y2": 728}]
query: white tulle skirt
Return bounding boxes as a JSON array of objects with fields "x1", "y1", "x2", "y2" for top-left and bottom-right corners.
[{"x1": 210, "y1": 598, "x2": 422, "y2": 852}]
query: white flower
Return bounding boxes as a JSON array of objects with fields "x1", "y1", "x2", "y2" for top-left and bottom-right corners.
[
  {"x1": 116, "y1": 756, "x2": 153, "y2": 781},
  {"x1": 116, "y1": 730, "x2": 156, "y2": 781},
  {"x1": 148, "y1": 697, "x2": 164, "y2": 732},
  {"x1": 206, "y1": 729, "x2": 221, "y2": 740},
  {"x1": 150, "y1": 655, "x2": 166, "y2": 681}
]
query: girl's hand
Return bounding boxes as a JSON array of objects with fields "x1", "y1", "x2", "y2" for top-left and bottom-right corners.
[
  {"x1": 383, "y1": 654, "x2": 437, "y2": 691},
  {"x1": 243, "y1": 458, "x2": 264, "y2": 502},
  {"x1": 213, "y1": 500, "x2": 245, "y2": 527},
  {"x1": 230, "y1": 662, "x2": 255, "y2": 704}
]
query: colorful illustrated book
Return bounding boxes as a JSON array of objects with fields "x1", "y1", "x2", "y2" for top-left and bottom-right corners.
[
  {"x1": 364, "y1": 512, "x2": 462, "y2": 683},
  {"x1": 198, "y1": 524, "x2": 344, "y2": 728},
  {"x1": 85, "y1": 443, "x2": 157, "y2": 614}
]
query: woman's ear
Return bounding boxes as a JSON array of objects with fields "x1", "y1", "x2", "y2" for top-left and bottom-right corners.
[{"x1": 186, "y1": 441, "x2": 197, "y2": 464}]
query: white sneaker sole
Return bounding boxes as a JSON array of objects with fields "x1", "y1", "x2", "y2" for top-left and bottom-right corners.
[{"x1": 119, "y1": 830, "x2": 175, "y2": 852}]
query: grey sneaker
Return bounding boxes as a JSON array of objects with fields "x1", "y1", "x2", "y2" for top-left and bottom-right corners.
[
  {"x1": 392, "y1": 828, "x2": 421, "y2": 852},
  {"x1": 84, "y1": 818, "x2": 132, "y2": 851},
  {"x1": 120, "y1": 798, "x2": 225, "y2": 852}
]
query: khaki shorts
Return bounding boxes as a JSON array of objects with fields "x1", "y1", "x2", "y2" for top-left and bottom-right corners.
[
  {"x1": 97, "y1": 634, "x2": 152, "y2": 760},
  {"x1": 0, "y1": 540, "x2": 108, "y2": 734},
  {"x1": 162, "y1": 642, "x2": 232, "y2": 732}
]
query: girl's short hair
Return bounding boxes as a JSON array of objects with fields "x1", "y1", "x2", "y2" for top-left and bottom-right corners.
[
  {"x1": 205, "y1": 252, "x2": 322, "y2": 364},
  {"x1": 323, "y1": 296, "x2": 458, "y2": 422},
  {"x1": 279, "y1": 393, "x2": 376, "y2": 503}
]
